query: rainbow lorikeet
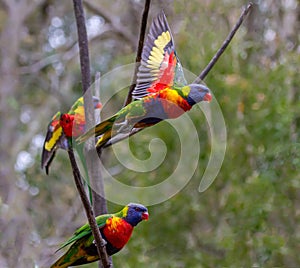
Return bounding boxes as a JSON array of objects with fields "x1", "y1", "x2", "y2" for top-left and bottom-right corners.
[
  {"x1": 76, "y1": 11, "x2": 212, "y2": 148},
  {"x1": 41, "y1": 96, "x2": 102, "y2": 174},
  {"x1": 50, "y1": 203, "x2": 149, "y2": 268}
]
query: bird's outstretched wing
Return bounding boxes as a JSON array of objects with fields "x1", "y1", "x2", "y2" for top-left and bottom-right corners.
[{"x1": 133, "y1": 11, "x2": 187, "y2": 100}]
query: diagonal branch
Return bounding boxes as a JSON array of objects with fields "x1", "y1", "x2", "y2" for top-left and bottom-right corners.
[
  {"x1": 123, "y1": 0, "x2": 151, "y2": 106},
  {"x1": 67, "y1": 149, "x2": 111, "y2": 267},
  {"x1": 194, "y1": 2, "x2": 253, "y2": 83}
]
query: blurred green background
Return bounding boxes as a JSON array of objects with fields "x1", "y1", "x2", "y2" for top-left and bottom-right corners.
[{"x1": 0, "y1": 0, "x2": 299, "y2": 267}]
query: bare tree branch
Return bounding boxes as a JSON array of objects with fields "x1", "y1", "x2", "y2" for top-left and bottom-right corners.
[
  {"x1": 74, "y1": 0, "x2": 109, "y2": 223},
  {"x1": 67, "y1": 149, "x2": 111, "y2": 267},
  {"x1": 194, "y1": 2, "x2": 254, "y2": 83},
  {"x1": 73, "y1": 1, "x2": 91, "y2": 92},
  {"x1": 71, "y1": 0, "x2": 111, "y2": 267},
  {"x1": 123, "y1": 0, "x2": 151, "y2": 106}
]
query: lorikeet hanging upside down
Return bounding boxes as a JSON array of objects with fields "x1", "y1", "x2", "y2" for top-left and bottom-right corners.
[
  {"x1": 41, "y1": 96, "x2": 102, "y2": 174},
  {"x1": 50, "y1": 203, "x2": 149, "y2": 268},
  {"x1": 76, "y1": 11, "x2": 212, "y2": 149}
]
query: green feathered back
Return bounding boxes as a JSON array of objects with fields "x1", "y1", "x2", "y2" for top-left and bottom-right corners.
[
  {"x1": 56, "y1": 208, "x2": 127, "y2": 252},
  {"x1": 56, "y1": 214, "x2": 112, "y2": 252}
]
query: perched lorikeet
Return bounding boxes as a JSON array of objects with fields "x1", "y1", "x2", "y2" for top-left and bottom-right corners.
[
  {"x1": 50, "y1": 203, "x2": 149, "y2": 268},
  {"x1": 76, "y1": 11, "x2": 212, "y2": 148},
  {"x1": 41, "y1": 96, "x2": 102, "y2": 174}
]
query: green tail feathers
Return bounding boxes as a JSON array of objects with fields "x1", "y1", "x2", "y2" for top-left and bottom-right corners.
[
  {"x1": 50, "y1": 256, "x2": 70, "y2": 268},
  {"x1": 76, "y1": 115, "x2": 117, "y2": 145},
  {"x1": 51, "y1": 234, "x2": 98, "y2": 268}
]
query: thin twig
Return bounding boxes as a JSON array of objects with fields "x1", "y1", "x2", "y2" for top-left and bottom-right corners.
[
  {"x1": 72, "y1": 0, "x2": 111, "y2": 267},
  {"x1": 67, "y1": 149, "x2": 111, "y2": 267},
  {"x1": 123, "y1": 0, "x2": 151, "y2": 106},
  {"x1": 194, "y1": 2, "x2": 253, "y2": 83},
  {"x1": 105, "y1": 2, "x2": 253, "y2": 148}
]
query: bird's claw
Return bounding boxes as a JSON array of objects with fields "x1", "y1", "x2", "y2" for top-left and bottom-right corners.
[
  {"x1": 92, "y1": 239, "x2": 107, "y2": 246},
  {"x1": 115, "y1": 119, "x2": 131, "y2": 133}
]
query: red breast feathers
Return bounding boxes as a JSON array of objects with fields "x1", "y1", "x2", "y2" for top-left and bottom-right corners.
[{"x1": 102, "y1": 216, "x2": 133, "y2": 250}]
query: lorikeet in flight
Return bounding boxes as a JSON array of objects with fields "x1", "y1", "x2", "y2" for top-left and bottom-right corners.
[
  {"x1": 76, "y1": 11, "x2": 212, "y2": 148},
  {"x1": 41, "y1": 96, "x2": 102, "y2": 174},
  {"x1": 50, "y1": 203, "x2": 149, "y2": 268}
]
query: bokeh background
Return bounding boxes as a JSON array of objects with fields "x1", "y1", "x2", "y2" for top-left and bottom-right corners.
[{"x1": 1, "y1": 0, "x2": 299, "y2": 267}]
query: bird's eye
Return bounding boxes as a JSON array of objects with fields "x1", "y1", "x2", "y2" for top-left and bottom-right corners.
[{"x1": 135, "y1": 207, "x2": 141, "y2": 212}]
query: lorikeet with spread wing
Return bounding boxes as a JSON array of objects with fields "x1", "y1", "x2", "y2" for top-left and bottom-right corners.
[
  {"x1": 76, "y1": 11, "x2": 212, "y2": 148},
  {"x1": 41, "y1": 96, "x2": 102, "y2": 174},
  {"x1": 50, "y1": 203, "x2": 149, "y2": 268}
]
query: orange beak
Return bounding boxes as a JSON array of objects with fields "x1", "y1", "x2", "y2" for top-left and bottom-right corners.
[
  {"x1": 95, "y1": 102, "x2": 102, "y2": 109},
  {"x1": 204, "y1": 92, "x2": 212, "y2": 102},
  {"x1": 142, "y1": 212, "x2": 149, "y2": 221}
]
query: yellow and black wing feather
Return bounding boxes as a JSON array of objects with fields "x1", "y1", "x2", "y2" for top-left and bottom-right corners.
[
  {"x1": 41, "y1": 111, "x2": 69, "y2": 174},
  {"x1": 133, "y1": 11, "x2": 187, "y2": 100}
]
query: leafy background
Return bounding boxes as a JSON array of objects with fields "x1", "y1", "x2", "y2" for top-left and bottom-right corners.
[{"x1": 0, "y1": 0, "x2": 299, "y2": 267}]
